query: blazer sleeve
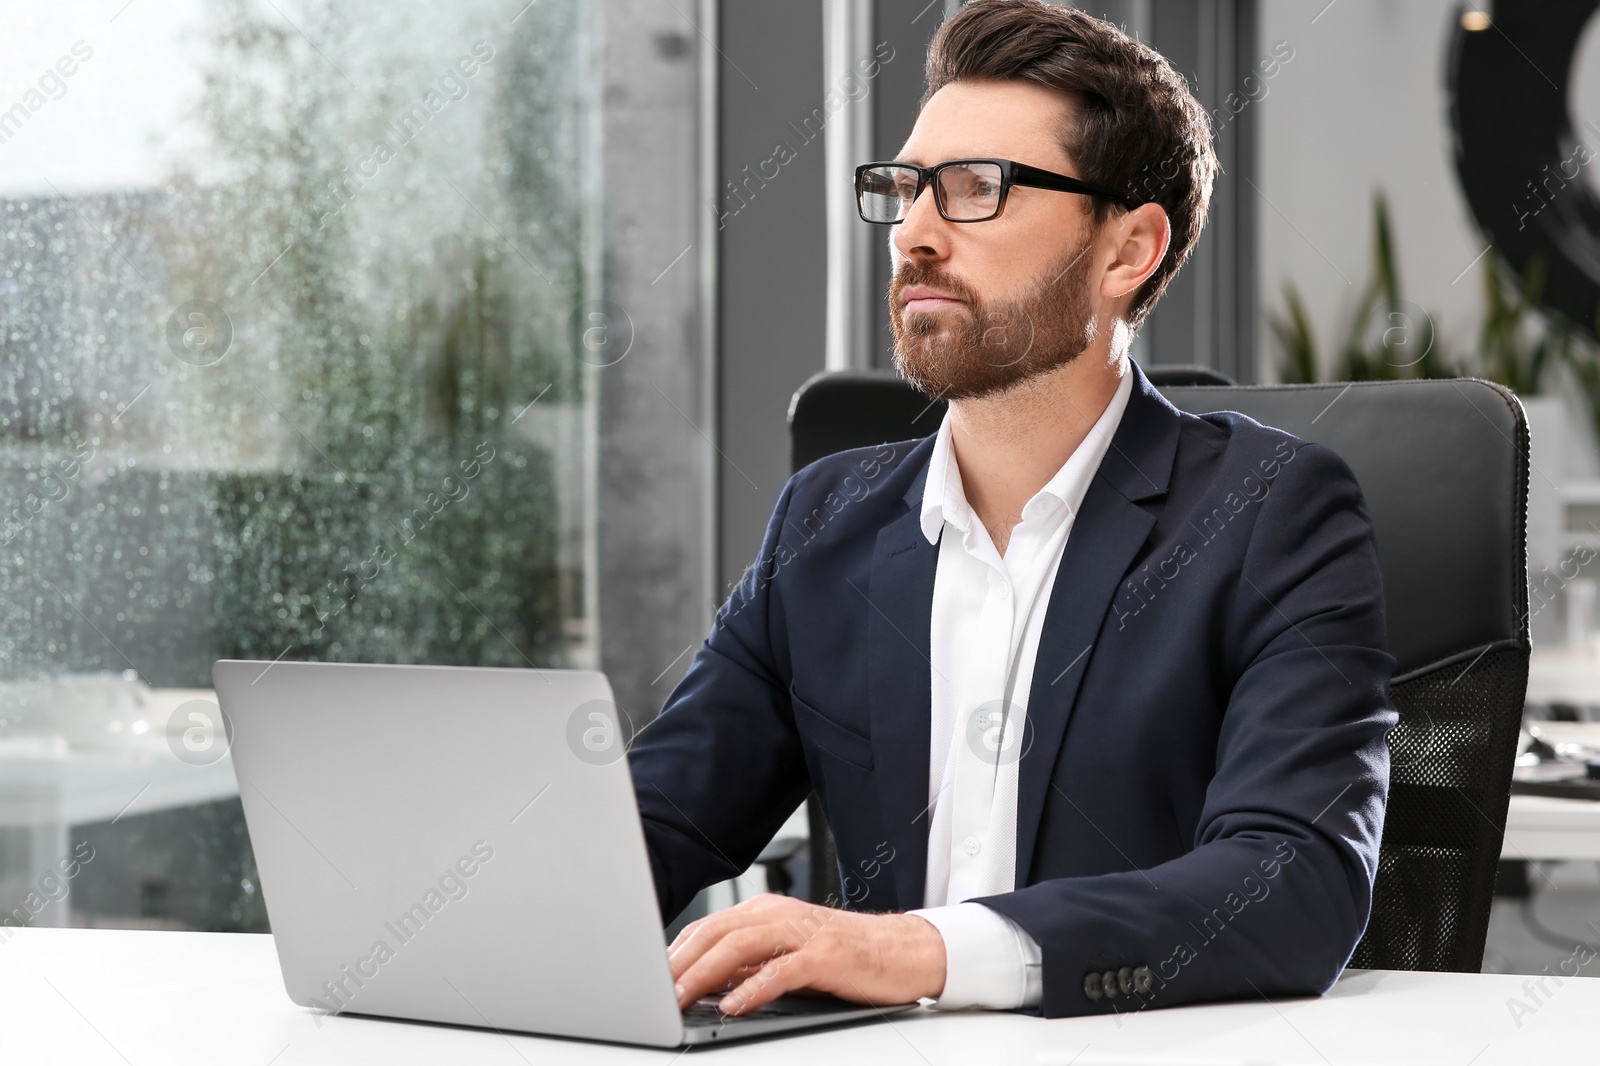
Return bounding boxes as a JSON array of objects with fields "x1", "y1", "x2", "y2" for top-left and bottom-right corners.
[
  {"x1": 975, "y1": 440, "x2": 1400, "y2": 1019},
  {"x1": 627, "y1": 474, "x2": 813, "y2": 924}
]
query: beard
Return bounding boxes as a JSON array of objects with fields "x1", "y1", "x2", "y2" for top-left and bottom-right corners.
[{"x1": 888, "y1": 237, "x2": 1099, "y2": 402}]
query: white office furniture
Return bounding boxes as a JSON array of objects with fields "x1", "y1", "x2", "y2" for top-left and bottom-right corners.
[
  {"x1": 1527, "y1": 645, "x2": 1600, "y2": 706},
  {"x1": 1492, "y1": 652, "x2": 1600, "y2": 861},
  {"x1": 0, "y1": 686, "x2": 238, "y2": 925},
  {"x1": 0, "y1": 928, "x2": 1591, "y2": 1064},
  {"x1": 1503, "y1": 793, "x2": 1600, "y2": 861}
]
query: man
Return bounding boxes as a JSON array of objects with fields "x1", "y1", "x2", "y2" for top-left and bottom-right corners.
[{"x1": 628, "y1": 0, "x2": 1396, "y2": 1020}]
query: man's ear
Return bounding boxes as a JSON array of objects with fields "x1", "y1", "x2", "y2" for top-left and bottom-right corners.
[{"x1": 1101, "y1": 202, "x2": 1170, "y2": 301}]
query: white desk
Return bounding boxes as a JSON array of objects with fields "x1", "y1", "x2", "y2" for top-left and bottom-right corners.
[
  {"x1": 1504, "y1": 793, "x2": 1600, "y2": 861},
  {"x1": 1494, "y1": 662, "x2": 1600, "y2": 860},
  {"x1": 1528, "y1": 645, "x2": 1600, "y2": 705},
  {"x1": 0, "y1": 928, "x2": 1592, "y2": 1064}
]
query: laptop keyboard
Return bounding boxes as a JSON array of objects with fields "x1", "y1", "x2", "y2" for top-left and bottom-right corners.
[{"x1": 683, "y1": 997, "x2": 813, "y2": 1026}]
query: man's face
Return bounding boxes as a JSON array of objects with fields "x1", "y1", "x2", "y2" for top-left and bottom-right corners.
[{"x1": 888, "y1": 79, "x2": 1107, "y2": 401}]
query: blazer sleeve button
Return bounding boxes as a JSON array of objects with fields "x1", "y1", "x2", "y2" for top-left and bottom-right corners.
[
  {"x1": 1102, "y1": 969, "x2": 1120, "y2": 998},
  {"x1": 1082, "y1": 971, "x2": 1103, "y2": 1001},
  {"x1": 1133, "y1": 966, "x2": 1153, "y2": 994},
  {"x1": 1117, "y1": 966, "x2": 1134, "y2": 995}
]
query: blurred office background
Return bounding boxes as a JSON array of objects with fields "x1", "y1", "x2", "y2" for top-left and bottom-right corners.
[{"x1": 3, "y1": 0, "x2": 1600, "y2": 978}]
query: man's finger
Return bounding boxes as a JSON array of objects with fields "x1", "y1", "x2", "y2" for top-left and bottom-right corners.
[
  {"x1": 668, "y1": 894, "x2": 807, "y2": 979},
  {"x1": 738, "y1": 892, "x2": 788, "y2": 914},
  {"x1": 668, "y1": 915, "x2": 741, "y2": 982},
  {"x1": 675, "y1": 925, "x2": 791, "y2": 1007},
  {"x1": 668, "y1": 904, "x2": 752, "y2": 972},
  {"x1": 667, "y1": 892, "x2": 774, "y2": 958},
  {"x1": 674, "y1": 924, "x2": 797, "y2": 1009},
  {"x1": 667, "y1": 920, "x2": 710, "y2": 966},
  {"x1": 720, "y1": 949, "x2": 816, "y2": 1016},
  {"x1": 668, "y1": 909, "x2": 728, "y2": 957}
]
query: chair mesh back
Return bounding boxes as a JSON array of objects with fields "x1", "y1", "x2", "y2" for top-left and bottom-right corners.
[
  {"x1": 788, "y1": 370, "x2": 1530, "y2": 971},
  {"x1": 1350, "y1": 648, "x2": 1529, "y2": 969}
]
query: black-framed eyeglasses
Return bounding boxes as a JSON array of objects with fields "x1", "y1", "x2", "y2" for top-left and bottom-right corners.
[{"x1": 854, "y1": 157, "x2": 1143, "y2": 224}]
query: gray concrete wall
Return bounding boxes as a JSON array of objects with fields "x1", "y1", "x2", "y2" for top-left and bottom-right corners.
[{"x1": 597, "y1": 0, "x2": 718, "y2": 723}]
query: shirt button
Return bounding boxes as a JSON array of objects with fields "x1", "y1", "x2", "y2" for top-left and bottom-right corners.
[
  {"x1": 998, "y1": 583, "x2": 1010, "y2": 600},
  {"x1": 963, "y1": 835, "x2": 981, "y2": 856}
]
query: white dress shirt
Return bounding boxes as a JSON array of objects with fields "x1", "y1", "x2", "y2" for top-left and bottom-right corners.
[{"x1": 908, "y1": 367, "x2": 1134, "y2": 1010}]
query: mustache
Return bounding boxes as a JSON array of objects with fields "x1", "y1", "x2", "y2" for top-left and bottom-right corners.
[
  {"x1": 890, "y1": 241, "x2": 1094, "y2": 303},
  {"x1": 889, "y1": 270, "x2": 974, "y2": 304}
]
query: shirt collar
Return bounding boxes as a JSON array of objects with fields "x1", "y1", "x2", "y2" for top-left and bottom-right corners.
[{"x1": 918, "y1": 365, "x2": 1136, "y2": 545}]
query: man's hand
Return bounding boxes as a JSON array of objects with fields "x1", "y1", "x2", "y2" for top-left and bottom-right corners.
[{"x1": 667, "y1": 893, "x2": 946, "y2": 1015}]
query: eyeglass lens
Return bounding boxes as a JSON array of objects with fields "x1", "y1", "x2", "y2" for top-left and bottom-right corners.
[{"x1": 858, "y1": 162, "x2": 1004, "y2": 222}]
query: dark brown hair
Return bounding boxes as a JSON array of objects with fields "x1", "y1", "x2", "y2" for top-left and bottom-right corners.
[{"x1": 921, "y1": 0, "x2": 1217, "y2": 331}]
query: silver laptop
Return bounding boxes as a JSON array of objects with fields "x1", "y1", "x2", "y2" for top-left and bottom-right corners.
[{"x1": 213, "y1": 659, "x2": 914, "y2": 1047}]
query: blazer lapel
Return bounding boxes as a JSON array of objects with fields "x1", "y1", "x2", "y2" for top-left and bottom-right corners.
[
  {"x1": 864, "y1": 478, "x2": 938, "y2": 913},
  {"x1": 1013, "y1": 361, "x2": 1182, "y2": 886}
]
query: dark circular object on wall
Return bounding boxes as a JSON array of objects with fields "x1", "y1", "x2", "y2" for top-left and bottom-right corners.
[{"x1": 1447, "y1": 0, "x2": 1600, "y2": 336}]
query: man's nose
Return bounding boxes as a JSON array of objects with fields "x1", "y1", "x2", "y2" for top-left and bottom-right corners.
[{"x1": 892, "y1": 184, "x2": 949, "y2": 262}]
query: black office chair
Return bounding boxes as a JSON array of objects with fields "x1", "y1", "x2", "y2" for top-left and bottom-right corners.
[
  {"x1": 786, "y1": 364, "x2": 1238, "y2": 464},
  {"x1": 780, "y1": 364, "x2": 1529, "y2": 973}
]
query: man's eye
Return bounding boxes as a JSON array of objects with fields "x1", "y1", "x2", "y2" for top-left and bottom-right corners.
[{"x1": 943, "y1": 169, "x2": 996, "y2": 198}]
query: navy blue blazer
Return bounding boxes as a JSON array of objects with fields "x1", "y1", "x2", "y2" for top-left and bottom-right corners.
[{"x1": 628, "y1": 359, "x2": 1398, "y2": 1019}]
